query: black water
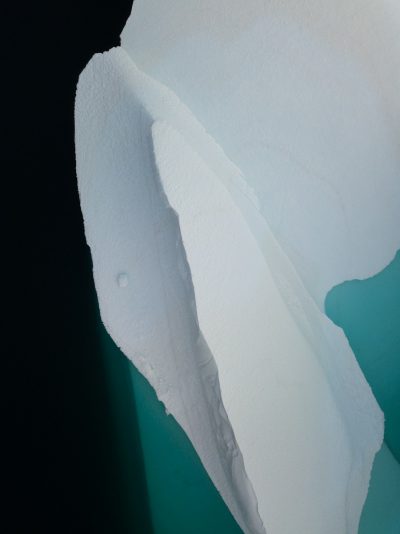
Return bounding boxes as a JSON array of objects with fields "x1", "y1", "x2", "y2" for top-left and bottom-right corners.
[{"x1": 5, "y1": 2, "x2": 153, "y2": 532}]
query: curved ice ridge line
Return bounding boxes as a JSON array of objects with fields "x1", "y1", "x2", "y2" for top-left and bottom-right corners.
[
  {"x1": 150, "y1": 118, "x2": 382, "y2": 533},
  {"x1": 149, "y1": 130, "x2": 266, "y2": 534},
  {"x1": 145, "y1": 168, "x2": 265, "y2": 533}
]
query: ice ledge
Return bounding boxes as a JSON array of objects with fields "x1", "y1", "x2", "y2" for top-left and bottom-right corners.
[{"x1": 75, "y1": 47, "x2": 383, "y2": 533}]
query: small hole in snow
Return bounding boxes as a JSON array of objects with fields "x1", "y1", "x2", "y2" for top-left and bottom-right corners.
[{"x1": 117, "y1": 272, "x2": 129, "y2": 288}]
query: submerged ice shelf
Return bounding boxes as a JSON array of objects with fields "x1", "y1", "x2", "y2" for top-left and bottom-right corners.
[{"x1": 75, "y1": 2, "x2": 400, "y2": 533}]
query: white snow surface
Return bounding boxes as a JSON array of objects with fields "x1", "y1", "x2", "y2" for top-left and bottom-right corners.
[
  {"x1": 74, "y1": 2, "x2": 398, "y2": 531},
  {"x1": 122, "y1": 0, "x2": 400, "y2": 308}
]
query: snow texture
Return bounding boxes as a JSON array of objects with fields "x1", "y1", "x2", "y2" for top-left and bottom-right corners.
[
  {"x1": 74, "y1": 1, "x2": 399, "y2": 532},
  {"x1": 122, "y1": 0, "x2": 400, "y2": 308}
]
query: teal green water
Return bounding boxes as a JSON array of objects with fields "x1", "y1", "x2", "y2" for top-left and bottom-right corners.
[
  {"x1": 357, "y1": 443, "x2": 400, "y2": 534},
  {"x1": 98, "y1": 324, "x2": 153, "y2": 532},
  {"x1": 326, "y1": 250, "x2": 400, "y2": 461},
  {"x1": 99, "y1": 317, "x2": 241, "y2": 533},
  {"x1": 130, "y1": 367, "x2": 243, "y2": 534},
  {"x1": 326, "y1": 250, "x2": 400, "y2": 533}
]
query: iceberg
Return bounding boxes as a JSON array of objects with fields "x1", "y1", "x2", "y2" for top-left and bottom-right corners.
[
  {"x1": 122, "y1": 0, "x2": 400, "y2": 308},
  {"x1": 75, "y1": 1, "x2": 400, "y2": 532}
]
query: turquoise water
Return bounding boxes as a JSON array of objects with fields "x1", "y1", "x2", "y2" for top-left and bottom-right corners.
[
  {"x1": 357, "y1": 443, "x2": 400, "y2": 534},
  {"x1": 326, "y1": 250, "x2": 400, "y2": 533},
  {"x1": 99, "y1": 317, "x2": 241, "y2": 533},
  {"x1": 100, "y1": 251, "x2": 400, "y2": 533},
  {"x1": 130, "y1": 367, "x2": 242, "y2": 534},
  {"x1": 326, "y1": 250, "x2": 400, "y2": 461},
  {"x1": 98, "y1": 323, "x2": 153, "y2": 532}
]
